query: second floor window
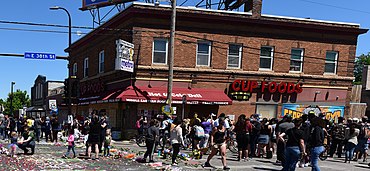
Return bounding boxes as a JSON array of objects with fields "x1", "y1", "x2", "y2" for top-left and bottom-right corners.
[
  {"x1": 84, "y1": 57, "x2": 89, "y2": 78},
  {"x1": 227, "y1": 44, "x2": 242, "y2": 68},
  {"x1": 72, "y1": 63, "x2": 77, "y2": 76},
  {"x1": 99, "y1": 50, "x2": 105, "y2": 73},
  {"x1": 196, "y1": 41, "x2": 211, "y2": 66},
  {"x1": 325, "y1": 51, "x2": 338, "y2": 74},
  {"x1": 152, "y1": 39, "x2": 168, "y2": 64},
  {"x1": 290, "y1": 48, "x2": 304, "y2": 72},
  {"x1": 259, "y1": 46, "x2": 274, "y2": 70}
]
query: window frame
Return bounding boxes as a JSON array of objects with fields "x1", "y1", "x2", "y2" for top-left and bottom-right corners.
[
  {"x1": 196, "y1": 41, "x2": 212, "y2": 67},
  {"x1": 72, "y1": 63, "x2": 77, "y2": 76},
  {"x1": 152, "y1": 39, "x2": 168, "y2": 65},
  {"x1": 227, "y1": 44, "x2": 242, "y2": 69},
  {"x1": 99, "y1": 50, "x2": 105, "y2": 73},
  {"x1": 289, "y1": 48, "x2": 304, "y2": 73},
  {"x1": 259, "y1": 46, "x2": 274, "y2": 70},
  {"x1": 324, "y1": 51, "x2": 338, "y2": 74},
  {"x1": 84, "y1": 57, "x2": 89, "y2": 78}
]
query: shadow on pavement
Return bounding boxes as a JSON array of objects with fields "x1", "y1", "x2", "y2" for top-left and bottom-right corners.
[
  {"x1": 253, "y1": 167, "x2": 281, "y2": 171},
  {"x1": 355, "y1": 165, "x2": 370, "y2": 169},
  {"x1": 255, "y1": 159, "x2": 275, "y2": 164}
]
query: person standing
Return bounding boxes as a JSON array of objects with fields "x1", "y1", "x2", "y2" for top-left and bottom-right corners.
[
  {"x1": 203, "y1": 118, "x2": 230, "y2": 170},
  {"x1": 280, "y1": 118, "x2": 306, "y2": 171},
  {"x1": 143, "y1": 119, "x2": 159, "y2": 163},
  {"x1": 99, "y1": 114, "x2": 108, "y2": 153},
  {"x1": 258, "y1": 118, "x2": 272, "y2": 158},
  {"x1": 51, "y1": 114, "x2": 60, "y2": 143},
  {"x1": 87, "y1": 116, "x2": 101, "y2": 160},
  {"x1": 34, "y1": 115, "x2": 42, "y2": 142},
  {"x1": 310, "y1": 118, "x2": 325, "y2": 171},
  {"x1": 234, "y1": 114, "x2": 252, "y2": 161},
  {"x1": 344, "y1": 123, "x2": 359, "y2": 163},
  {"x1": 170, "y1": 117, "x2": 184, "y2": 165},
  {"x1": 330, "y1": 117, "x2": 346, "y2": 158},
  {"x1": 276, "y1": 115, "x2": 295, "y2": 166}
]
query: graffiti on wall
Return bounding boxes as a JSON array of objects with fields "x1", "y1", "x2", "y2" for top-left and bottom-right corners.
[{"x1": 282, "y1": 104, "x2": 344, "y2": 120}]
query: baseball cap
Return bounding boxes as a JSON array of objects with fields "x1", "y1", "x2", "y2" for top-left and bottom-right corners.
[{"x1": 211, "y1": 113, "x2": 216, "y2": 117}]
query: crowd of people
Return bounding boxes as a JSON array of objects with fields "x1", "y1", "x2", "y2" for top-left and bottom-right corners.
[
  {"x1": 137, "y1": 112, "x2": 370, "y2": 171},
  {"x1": 0, "y1": 110, "x2": 111, "y2": 160}
]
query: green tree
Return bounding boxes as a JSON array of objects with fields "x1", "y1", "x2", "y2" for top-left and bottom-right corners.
[
  {"x1": 354, "y1": 53, "x2": 370, "y2": 85},
  {"x1": 3, "y1": 89, "x2": 30, "y2": 115}
]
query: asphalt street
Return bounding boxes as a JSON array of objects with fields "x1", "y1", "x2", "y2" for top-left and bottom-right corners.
[{"x1": 0, "y1": 139, "x2": 369, "y2": 171}]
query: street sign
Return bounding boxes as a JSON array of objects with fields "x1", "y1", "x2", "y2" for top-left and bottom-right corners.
[{"x1": 24, "y1": 52, "x2": 56, "y2": 60}]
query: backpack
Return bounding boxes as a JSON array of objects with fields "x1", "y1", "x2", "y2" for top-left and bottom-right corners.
[
  {"x1": 359, "y1": 124, "x2": 369, "y2": 139},
  {"x1": 332, "y1": 124, "x2": 345, "y2": 141},
  {"x1": 135, "y1": 120, "x2": 141, "y2": 129},
  {"x1": 194, "y1": 125, "x2": 205, "y2": 138}
]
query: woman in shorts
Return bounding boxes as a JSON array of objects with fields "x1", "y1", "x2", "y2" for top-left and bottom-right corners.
[{"x1": 203, "y1": 118, "x2": 230, "y2": 170}]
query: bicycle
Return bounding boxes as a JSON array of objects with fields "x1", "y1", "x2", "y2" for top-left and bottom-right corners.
[
  {"x1": 226, "y1": 132, "x2": 238, "y2": 153},
  {"x1": 319, "y1": 144, "x2": 330, "y2": 161},
  {"x1": 135, "y1": 128, "x2": 148, "y2": 147}
]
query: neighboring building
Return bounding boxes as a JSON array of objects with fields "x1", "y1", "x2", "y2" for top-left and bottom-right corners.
[
  {"x1": 29, "y1": 75, "x2": 66, "y2": 120},
  {"x1": 68, "y1": 2, "x2": 367, "y2": 138}
]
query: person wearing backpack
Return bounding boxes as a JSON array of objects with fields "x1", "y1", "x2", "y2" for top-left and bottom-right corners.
[
  {"x1": 191, "y1": 120, "x2": 205, "y2": 158},
  {"x1": 170, "y1": 117, "x2": 185, "y2": 165},
  {"x1": 330, "y1": 117, "x2": 346, "y2": 158},
  {"x1": 355, "y1": 116, "x2": 370, "y2": 162}
]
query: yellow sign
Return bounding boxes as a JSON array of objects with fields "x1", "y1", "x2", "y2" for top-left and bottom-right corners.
[{"x1": 162, "y1": 105, "x2": 173, "y2": 115}]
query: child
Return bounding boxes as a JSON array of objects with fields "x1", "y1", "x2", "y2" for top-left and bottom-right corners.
[
  {"x1": 9, "y1": 132, "x2": 18, "y2": 157},
  {"x1": 63, "y1": 129, "x2": 76, "y2": 158},
  {"x1": 104, "y1": 129, "x2": 112, "y2": 157}
]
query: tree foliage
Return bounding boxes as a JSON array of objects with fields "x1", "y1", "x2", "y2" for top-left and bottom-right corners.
[
  {"x1": 354, "y1": 53, "x2": 370, "y2": 85},
  {"x1": 1, "y1": 89, "x2": 30, "y2": 115}
]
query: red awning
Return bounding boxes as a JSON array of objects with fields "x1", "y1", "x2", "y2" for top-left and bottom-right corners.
[{"x1": 115, "y1": 86, "x2": 232, "y2": 105}]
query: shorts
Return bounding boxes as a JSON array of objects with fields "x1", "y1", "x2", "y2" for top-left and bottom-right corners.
[
  {"x1": 213, "y1": 143, "x2": 226, "y2": 149},
  {"x1": 356, "y1": 138, "x2": 369, "y2": 153},
  {"x1": 258, "y1": 134, "x2": 270, "y2": 145}
]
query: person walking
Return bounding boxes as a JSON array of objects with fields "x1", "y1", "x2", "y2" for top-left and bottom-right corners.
[
  {"x1": 143, "y1": 119, "x2": 159, "y2": 163},
  {"x1": 170, "y1": 117, "x2": 184, "y2": 165},
  {"x1": 344, "y1": 123, "x2": 359, "y2": 163},
  {"x1": 280, "y1": 118, "x2": 306, "y2": 171},
  {"x1": 203, "y1": 118, "x2": 230, "y2": 170},
  {"x1": 63, "y1": 129, "x2": 76, "y2": 158},
  {"x1": 309, "y1": 117, "x2": 325, "y2": 171}
]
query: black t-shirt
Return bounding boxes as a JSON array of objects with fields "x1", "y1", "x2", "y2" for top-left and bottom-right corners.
[
  {"x1": 310, "y1": 125, "x2": 324, "y2": 147},
  {"x1": 286, "y1": 127, "x2": 304, "y2": 147}
]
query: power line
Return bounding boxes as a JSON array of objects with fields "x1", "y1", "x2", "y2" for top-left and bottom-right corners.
[
  {"x1": 0, "y1": 20, "x2": 360, "y2": 66},
  {"x1": 297, "y1": 0, "x2": 370, "y2": 15}
]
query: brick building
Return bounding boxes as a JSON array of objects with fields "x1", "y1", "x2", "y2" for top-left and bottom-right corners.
[{"x1": 68, "y1": 2, "x2": 367, "y2": 138}]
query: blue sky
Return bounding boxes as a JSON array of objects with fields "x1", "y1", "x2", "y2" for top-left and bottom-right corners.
[{"x1": 0, "y1": 0, "x2": 369, "y2": 100}]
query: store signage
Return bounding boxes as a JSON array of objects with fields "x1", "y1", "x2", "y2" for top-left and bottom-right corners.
[
  {"x1": 282, "y1": 104, "x2": 344, "y2": 121},
  {"x1": 80, "y1": 81, "x2": 104, "y2": 96},
  {"x1": 147, "y1": 92, "x2": 202, "y2": 98},
  {"x1": 25, "y1": 52, "x2": 56, "y2": 60},
  {"x1": 231, "y1": 80, "x2": 303, "y2": 94},
  {"x1": 115, "y1": 58, "x2": 134, "y2": 73}
]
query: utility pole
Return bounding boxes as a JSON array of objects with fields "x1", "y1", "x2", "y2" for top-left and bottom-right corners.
[
  {"x1": 10, "y1": 82, "x2": 15, "y2": 116},
  {"x1": 167, "y1": 0, "x2": 176, "y2": 107}
]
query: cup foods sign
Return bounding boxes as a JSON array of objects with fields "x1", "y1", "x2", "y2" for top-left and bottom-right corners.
[{"x1": 231, "y1": 80, "x2": 303, "y2": 94}]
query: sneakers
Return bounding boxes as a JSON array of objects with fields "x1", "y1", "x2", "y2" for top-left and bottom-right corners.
[
  {"x1": 223, "y1": 166, "x2": 230, "y2": 170},
  {"x1": 172, "y1": 162, "x2": 178, "y2": 166},
  {"x1": 202, "y1": 162, "x2": 213, "y2": 168}
]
